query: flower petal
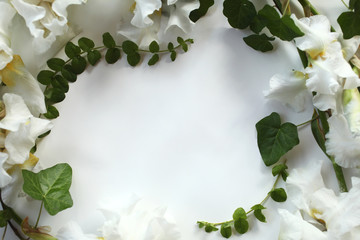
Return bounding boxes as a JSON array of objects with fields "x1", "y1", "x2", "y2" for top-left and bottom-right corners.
[
  {"x1": 131, "y1": 0, "x2": 162, "y2": 28},
  {"x1": 0, "y1": 152, "x2": 11, "y2": 188},
  {"x1": 57, "y1": 221, "x2": 98, "y2": 240},
  {"x1": 164, "y1": 0, "x2": 199, "y2": 34}
]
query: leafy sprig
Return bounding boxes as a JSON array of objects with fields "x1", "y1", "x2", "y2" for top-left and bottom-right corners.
[
  {"x1": 197, "y1": 164, "x2": 288, "y2": 238},
  {"x1": 37, "y1": 32, "x2": 194, "y2": 120}
]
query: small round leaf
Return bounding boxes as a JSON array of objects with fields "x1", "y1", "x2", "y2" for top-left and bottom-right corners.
[
  {"x1": 122, "y1": 40, "x2": 139, "y2": 54},
  {"x1": 105, "y1": 48, "x2": 121, "y2": 64},
  {"x1": 47, "y1": 58, "x2": 65, "y2": 71},
  {"x1": 71, "y1": 56, "x2": 87, "y2": 74},
  {"x1": 65, "y1": 42, "x2": 81, "y2": 59},
  {"x1": 149, "y1": 41, "x2": 160, "y2": 53},
  {"x1": 103, "y1": 32, "x2": 116, "y2": 48},
  {"x1": 61, "y1": 65, "x2": 77, "y2": 82},
  {"x1": 234, "y1": 219, "x2": 249, "y2": 234},
  {"x1": 220, "y1": 223, "x2": 232, "y2": 238},
  {"x1": 78, "y1": 37, "x2": 95, "y2": 52},
  {"x1": 270, "y1": 188, "x2": 287, "y2": 202},
  {"x1": 37, "y1": 70, "x2": 54, "y2": 85},
  {"x1": 127, "y1": 52, "x2": 141, "y2": 66},
  {"x1": 87, "y1": 50, "x2": 101, "y2": 66},
  {"x1": 43, "y1": 105, "x2": 60, "y2": 119},
  {"x1": 148, "y1": 54, "x2": 159, "y2": 66}
]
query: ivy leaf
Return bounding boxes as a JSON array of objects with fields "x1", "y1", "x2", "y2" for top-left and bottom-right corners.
[
  {"x1": 250, "y1": 15, "x2": 265, "y2": 34},
  {"x1": 234, "y1": 218, "x2": 249, "y2": 234},
  {"x1": 127, "y1": 52, "x2": 141, "y2": 66},
  {"x1": 78, "y1": 37, "x2": 95, "y2": 52},
  {"x1": 61, "y1": 65, "x2": 77, "y2": 82},
  {"x1": 22, "y1": 163, "x2": 73, "y2": 215},
  {"x1": 37, "y1": 70, "x2": 54, "y2": 85},
  {"x1": 258, "y1": 5, "x2": 303, "y2": 41},
  {"x1": 256, "y1": 112, "x2": 299, "y2": 166},
  {"x1": 44, "y1": 88, "x2": 65, "y2": 103},
  {"x1": 189, "y1": 0, "x2": 215, "y2": 22},
  {"x1": 270, "y1": 188, "x2": 287, "y2": 202},
  {"x1": 47, "y1": 58, "x2": 65, "y2": 72},
  {"x1": 0, "y1": 209, "x2": 12, "y2": 227},
  {"x1": 105, "y1": 48, "x2": 121, "y2": 64},
  {"x1": 122, "y1": 40, "x2": 139, "y2": 54},
  {"x1": 71, "y1": 56, "x2": 87, "y2": 74},
  {"x1": 223, "y1": 0, "x2": 257, "y2": 29},
  {"x1": 87, "y1": 50, "x2": 102, "y2": 66},
  {"x1": 149, "y1": 41, "x2": 160, "y2": 53},
  {"x1": 102, "y1": 32, "x2": 116, "y2": 48},
  {"x1": 338, "y1": 11, "x2": 360, "y2": 39},
  {"x1": 65, "y1": 42, "x2": 81, "y2": 59},
  {"x1": 220, "y1": 223, "x2": 232, "y2": 238},
  {"x1": 52, "y1": 75, "x2": 69, "y2": 93},
  {"x1": 243, "y1": 34, "x2": 274, "y2": 52},
  {"x1": 233, "y1": 207, "x2": 247, "y2": 221},
  {"x1": 21, "y1": 217, "x2": 57, "y2": 240},
  {"x1": 148, "y1": 54, "x2": 159, "y2": 66},
  {"x1": 43, "y1": 105, "x2": 59, "y2": 119}
]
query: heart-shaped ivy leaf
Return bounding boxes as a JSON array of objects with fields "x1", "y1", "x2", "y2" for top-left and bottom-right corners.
[
  {"x1": 22, "y1": 163, "x2": 73, "y2": 216},
  {"x1": 256, "y1": 112, "x2": 299, "y2": 166}
]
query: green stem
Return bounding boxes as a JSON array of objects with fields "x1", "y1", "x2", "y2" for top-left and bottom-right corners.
[
  {"x1": 198, "y1": 173, "x2": 283, "y2": 227},
  {"x1": 296, "y1": 115, "x2": 319, "y2": 127},
  {"x1": 2, "y1": 224, "x2": 7, "y2": 240},
  {"x1": 297, "y1": 0, "x2": 320, "y2": 16},
  {"x1": 340, "y1": 0, "x2": 350, "y2": 9},
  {"x1": 330, "y1": 157, "x2": 348, "y2": 192},
  {"x1": 34, "y1": 202, "x2": 43, "y2": 228}
]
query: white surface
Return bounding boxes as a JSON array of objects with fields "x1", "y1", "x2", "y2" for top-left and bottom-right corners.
[{"x1": 6, "y1": 0, "x2": 350, "y2": 239}]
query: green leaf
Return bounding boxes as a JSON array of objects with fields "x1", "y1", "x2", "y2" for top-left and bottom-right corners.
[
  {"x1": 43, "y1": 105, "x2": 59, "y2": 119},
  {"x1": 254, "y1": 209, "x2": 266, "y2": 222},
  {"x1": 272, "y1": 163, "x2": 288, "y2": 177},
  {"x1": 256, "y1": 112, "x2": 299, "y2": 166},
  {"x1": 127, "y1": 52, "x2": 141, "y2": 66},
  {"x1": 71, "y1": 56, "x2": 87, "y2": 74},
  {"x1": 258, "y1": 5, "x2": 304, "y2": 41},
  {"x1": 87, "y1": 50, "x2": 102, "y2": 66},
  {"x1": 250, "y1": 15, "x2": 265, "y2": 34},
  {"x1": 105, "y1": 48, "x2": 121, "y2": 64},
  {"x1": 233, "y1": 207, "x2": 247, "y2": 221},
  {"x1": 170, "y1": 51, "x2": 177, "y2": 61},
  {"x1": 52, "y1": 75, "x2": 69, "y2": 93},
  {"x1": 181, "y1": 43, "x2": 188, "y2": 52},
  {"x1": 198, "y1": 222, "x2": 205, "y2": 228},
  {"x1": 220, "y1": 223, "x2": 232, "y2": 238},
  {"x1": 0, "y1": 210, "x2": 12, "y2": 227},
  {"x1": 22, "y1": 163, "x2": 73, "y2": 215},
  {"x1": 311, "y1": 110, "x2": 330, "y2": 156},
  {"x1": 61, "y1": 65, "x2": 77, "y2": 82},
  {"x1": 350, "y1": 0, "x2": 360, "y2": 10},
  {"x1": 78, "y1": 37, "x2": 95, "y2": 52},
  {"x1": 338, "y1": 12, "x2": 360, "y2": 39},
  {"x1": 148, "y1": 54, "x2": 159, "y2": 66},
  {"x1": 243, "y1": 34, "x2": 274, "y2": 52},
  {"x1": 204, "y1": 224, "x2": 218, "y2": 232},
  {"x1": 103, "y1": 32, "x2": 116, "y2": 48},
  {"x1": 234, "y1": 218, "x2": 249, "y2": 234},
  {"x1": 44, "y1": 88, "x2": 65, "y2": 103},
  {"x1": 37, "y1": 70, "x2": 54, "y2": 85},
  {"x1": 223, "y1": 0, "x2": 257, "y2": 29},
  {"x1": 177, "y1": 37, "x2": 185, "y2": 44},
  {"x1": 270, "y1": 188, "x2": 287, "y2": 202},
  {"x1": 149, "y1": 41, "x2": 160, "y2": 53},
  {"x1": 47, "y1": 58, "x2": 65, "y2": 72},
  {"x1": 65, "y1": 42, "x2": 81, "y2": 59},
  {"x1": 168, "y1": 42, "x2": 174, "y2": 51},
  {"x1": 189, "y1": 0, "x2": 215, "y2": 22},
  {"x1": 38, "y1": 130, "x2": 51, "y2": 138},
  {"x1": 122, "y1": 40, "x2": 139, "y2": 54}
]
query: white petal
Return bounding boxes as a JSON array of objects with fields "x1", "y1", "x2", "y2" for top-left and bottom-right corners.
[
  {"x1": 0, "y1": 2, "x2": 16, "y2": 70},
  {"x1": 0, "y1": 152, "x2": 11, "y2": 188},
  {"x1": 278, "y1": 209, "x2": 327, "y2": 240},
  {"x1": 264, "y1": 71, "x2": 310, "y2": 112},
  {"x1": 326, "y1": 115, "x2": 360, "y2": 168},
  {"x1": 0, "y1": 93, "x2": 32, "y2": 132},
  {"x1": 164, "y1": 1, "x2": 199, "y2": 34},
  {"x1": 57, "y1": 221, "x2": 98, "y2": 240},
  {"x1": 339, "y1": 35, "x2": 360, "y2": 61},
  {"x1": 286, "y1": 160, "x2": 325, "y2": 213},
  {"x1": 131, "y1": 0, "x2": 162, "y2": 28},
  {"x1": 0, "y1": 39, "x2": 13, "y2": 71}
]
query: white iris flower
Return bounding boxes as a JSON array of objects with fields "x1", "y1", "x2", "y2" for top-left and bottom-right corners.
[{"x1": 0, "y1": 1, "x2": 16, "y2": 70}]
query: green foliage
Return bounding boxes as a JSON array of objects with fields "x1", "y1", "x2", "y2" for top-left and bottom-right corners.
[
  {"x1": 37, "y1": 70, "x2": 54, "y2": 85},
  {"x1": 52, "y1": 75, "x2": 69, "y2": 93},
  {"x1": 65, "y1": 42, "x2": 81, "y2": 59},
  {"x1": 272, "y1": 163, "x2": 289, "y2": 181},
  {"x1": 311, "y1": 110, "x2": 330, "y2": 156},
  {"x1": 251, "y1": 204, "x2": 266, "y2": 222},
  {"x1": 43, "y1": 105, "x2": 59, "y2": 119},
  {"x1": 338, "y1": 11, "x2": 360, "y2": 39},
  {"x1": 21, "y1": 217, "x2": 57, "y2": 240},
  {"x1": 105, "y1": 48, "x2": 121, "y2": 64},
  {"x1": 22, "y1": 163, "x2": 73, "y2": 216},
  {"x1": 71, "y1": 56, "x2": 87, "y2": 74},
  {"x1": 0, "y1": 209, "x2": 12, "y2": 227},
  {"x1": 234, "y1": 218, "x2": 249, "y2": 234},
  {"x1": 177, "y1": 37, "x2": 188, "y2": 52},
  {"x1": 223, "y1": 0, "x2": 257, "y2": 29},
  {"x1": 233, "y1": 207, "x2": 246, "y2": 221},
  {"x1": 258, "y1": 5, "x2": 303, "y2": 41},
  {"x1": 171, "y1": 51, "x2": 177, "y2": 61},
  {"x1": 256, "y1": 112, "x2": 299, "y2": 166},
  {"x1": 269, "y1": 188, "x2": 287, "y2": 202},
  {"x1": 47, "y1": 58, "x2": 65, "y2": 72},
  {"x1": 220, "y1": 223, "x2": 232, "y2": 238},
  {"x1": 149, "y1": 41, "x2": 160, "y2": 53},
  {"x1": 350, "y1": 0, "x2": 360, "y2": 9},
  {"x1": 243, "y1": 34, "x2": 274, "y2": 52},
  {"x1": 102, "y1": 32, "x2": 116, "y2": 48},
  {"x1": 127, "y1": 52, "x2": 141, "y2": 66},
  {"x1": 189, "y1": 0, "x2": 214, "y2": 22},
  {"x1": 44, "y1": 88, "x2": 65, "y2": 103},
  {"x1": 87, "y1": 50, "x2": 101, "y2": 66},
  {"x1": 61, "y1": 65, "x2": 77, "y2": 82},
  {"x1": 122, "y1": 40, "x2": 139, "y2": 54},
  {"x1": 78, "y1": 37, "x2": 95, "y2": 52},
  {"x1": 148, "y1": 54, "x2": 160, "y2": 66}
]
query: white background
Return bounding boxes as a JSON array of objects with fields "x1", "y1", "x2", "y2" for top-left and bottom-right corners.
[{"x1": 5, "y1": 0, "x2": 352, "y2": 239}]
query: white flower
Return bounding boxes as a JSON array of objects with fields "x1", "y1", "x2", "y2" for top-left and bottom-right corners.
[
  {"x1": 0, "y1": 1, "x2": 16, "y2": 70},
  {"x1": 279, "y1": 160, "x2": 360, "y2": 239},
  {"x1": 325, "y1": 88, "x2": 360, "y2": 168},
  {"x1": 264, "y1": 71, "x2": 310, "y2": 112},
  {"x1": 10, "y1": 0, "x2": 86, "y2": 53},
  {"x1": 132, "y1": 0, "x2": 162, "y2": 28},
  {"x1": 99, "y1": 195, "x2": 181, "y2": 240},
  {"x1": 0, "y1": 55, "x2": 46, "y2": 115},
  {"x1": 57, "y1": 221, "x2": 98, "y2": 240},
  {"x1": 0, "y1": 93, "x2": 53, "y2": 187}
]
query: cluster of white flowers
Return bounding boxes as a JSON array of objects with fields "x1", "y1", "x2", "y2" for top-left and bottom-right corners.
[{"x1": 56, "y1": 196, "x2": 180, "y2": 240}]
